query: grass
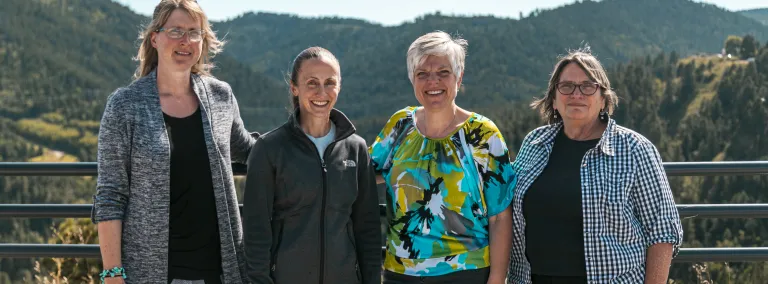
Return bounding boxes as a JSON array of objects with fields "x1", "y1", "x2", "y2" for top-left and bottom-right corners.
[
  {"x1": 681, "y1": 56, "x2": 750, "y2": 118},
  {"x1": 28, "y1": 148, "x2": 79, "y2": 162},
  {"x1": 34, "y1": 219, "x2": 99, "y2": 284},
  {"x1": 16, "y1": 119, "x2": 81, "y2": 143}
]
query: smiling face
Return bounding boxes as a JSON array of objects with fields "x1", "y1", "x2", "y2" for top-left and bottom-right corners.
[
  {"x1": 150, "y1": 9, "x2": 203, "y2": 73},
  {"x1": 291, "y1": 57, "x2": 341, "y2": 119},
  {"x1": 553, "y1": 62, "x2": 605, "y2": 123},
  {"x1": 412, "y1": 55, "x2": 463, "y2": 112}
]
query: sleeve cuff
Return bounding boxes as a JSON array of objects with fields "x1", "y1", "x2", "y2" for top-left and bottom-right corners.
[
  {"x1": 647, "y1": 218, "x2": 684, "y2": 258},
  {"x1": 91, "y1": 195, "x2": 127, "y2": 223}
]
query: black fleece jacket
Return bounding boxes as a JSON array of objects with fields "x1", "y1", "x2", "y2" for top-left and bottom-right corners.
[{"x1": 243, "y1": 108, "x2": 381, "y2": 284}]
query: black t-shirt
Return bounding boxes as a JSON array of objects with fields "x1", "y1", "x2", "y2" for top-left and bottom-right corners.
[
  {"x1": 523, "y1": 128, "x2": 599, "y2": 277},
  {"x1": 164, "y1": 108, "x2": 222, "y2": 283}
]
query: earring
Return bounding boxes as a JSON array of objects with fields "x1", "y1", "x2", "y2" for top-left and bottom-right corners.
[
  {"x1": 600, "y1": 109, "x2": 607, "y2": 120},
  {"x1": 553, "y1": 111, "x2": 559, "y2": 120}
]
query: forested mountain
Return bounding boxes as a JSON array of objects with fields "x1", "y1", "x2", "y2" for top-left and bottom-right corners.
[
  {"x1": 0, "y1": 0, "x2": 286, "y2": 158},
  {"x1": 217, "y1": 0, "x2": 768, "y2": 130},
  {"x1": 1, "y1": 0, "x2": 768, "y2": 282},
  {"x1": 741, "y1": 8, "x2": 768, "y2": 25}
]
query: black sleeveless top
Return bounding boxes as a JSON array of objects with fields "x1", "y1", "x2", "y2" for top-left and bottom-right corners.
[{"x1": 164, "y1": 108, "x2": 222, "y2": 283}]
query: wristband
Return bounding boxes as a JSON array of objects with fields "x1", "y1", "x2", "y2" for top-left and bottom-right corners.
[{"x1": 99, "y1": 266, "x2": 127, "y2": 283}]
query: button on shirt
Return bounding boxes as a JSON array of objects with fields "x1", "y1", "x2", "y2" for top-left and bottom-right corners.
[{"x1": 508, "y1": 119, "x2": 683, "y2": 283}]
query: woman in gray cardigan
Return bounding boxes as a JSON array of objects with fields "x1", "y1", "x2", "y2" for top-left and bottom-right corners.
[{"x1": 91, "y1": 1, "x2": 255, "y2": 283}]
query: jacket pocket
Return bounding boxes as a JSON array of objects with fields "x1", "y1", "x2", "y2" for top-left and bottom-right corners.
[
  {"x1": 270, "y1": 219, "x2": 285, "y2": 276},
  {"x1": 346, "y1": 222, "x2": 361, "y2": 282}
]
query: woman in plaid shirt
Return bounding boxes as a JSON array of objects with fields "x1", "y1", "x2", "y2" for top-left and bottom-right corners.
[{"x1": 508, "y1": 47, "x2": 683, "y2": 284}]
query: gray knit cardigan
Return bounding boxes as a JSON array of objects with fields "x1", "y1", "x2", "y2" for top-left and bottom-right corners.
[{"x1": 91, "y1": 70, "x2": 256, "y2": 284}]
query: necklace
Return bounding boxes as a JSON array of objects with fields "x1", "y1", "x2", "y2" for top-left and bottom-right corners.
[{"x1": 421, "y1": 108, "x2": 457, "y2": 138}]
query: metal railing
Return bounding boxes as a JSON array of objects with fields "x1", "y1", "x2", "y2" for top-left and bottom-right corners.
[
  {"x1": 2, "y1": 161, "x2": 768, "y2": 262},
  {"x1": 2, "y1": 161, "x2": 767, "y2": 176}
]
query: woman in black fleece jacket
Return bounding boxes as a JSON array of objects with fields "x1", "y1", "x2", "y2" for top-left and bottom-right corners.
[{"x1": 243, "y1": 47, "x2": 382, "y2": 284}]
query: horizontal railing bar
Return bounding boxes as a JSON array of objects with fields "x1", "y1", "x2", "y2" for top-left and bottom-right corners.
[
  {"x1": 0, "y1": 204, "x2": 92, "y2": 218},
  {"x1": 1, "y1": 244, "x2": 766, "y2": 262},
  {"x1": 673, "y1": 247, "x2": 768, "y2": 262},
  {"x1": 1, "y1": 161, "x2": 768, "y2": 176},
  {"x1": 4, "y1": 204, "x2": 768, "y2": 219},
  {"x1": 0, "y1": 244, "x2": 101, "y2": 258},
  {"x1": 664, "y1": 161, "x2": 768, "y2": 176},
  {"x1": 0, "y1": 162, "x2": 247, "y2": 176},
  {"x1": 0, "y1": 162, "x2": 100, "y2": 176},
  {"x1": 677, "y1": 204, "x2": 768, "y2": 218},
  {"x1": 0, "y1": 204, "x2": 373, "y2": 218}
]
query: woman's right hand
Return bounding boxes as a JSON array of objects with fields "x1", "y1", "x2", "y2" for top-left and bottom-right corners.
[{"x1": 103, "y1": 277, "x2": 125, "y2": 284}]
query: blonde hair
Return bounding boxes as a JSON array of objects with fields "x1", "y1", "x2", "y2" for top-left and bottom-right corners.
[
  {"x1": 532, "y1": 46, "x2": 618, "y2": 124},
  {"x1": 406, "y1": 31, "x2": 467, "y2": 84},
  {"x1": 133, "y1": 0, "x2": 224, "y2": 79}
]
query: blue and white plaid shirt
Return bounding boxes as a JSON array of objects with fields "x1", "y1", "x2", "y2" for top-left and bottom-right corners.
[{"x1": 508, "y1": 119, "x2": 683, "y2": 283}]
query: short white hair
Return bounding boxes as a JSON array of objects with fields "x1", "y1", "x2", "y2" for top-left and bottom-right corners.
[{"x1": 406, "y1": 31, "x2": 468, "y2": 84}]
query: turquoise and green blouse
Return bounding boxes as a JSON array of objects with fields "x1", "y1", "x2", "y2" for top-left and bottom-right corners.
[{"x1": 369, "y1": 106, "x2": 516, "y2": 276}]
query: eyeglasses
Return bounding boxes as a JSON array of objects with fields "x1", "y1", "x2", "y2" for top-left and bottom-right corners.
[
  {"x1": 156, "y1": 27, "x2": 205, "y2": 42},
  {"x1": 556, "y1": 81, "x2": 600, "y2": 96}
]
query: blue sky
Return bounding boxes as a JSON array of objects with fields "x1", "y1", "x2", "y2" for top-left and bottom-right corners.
[{"x1": 114, "y1": 0, "x2": 766, "y2": 26}]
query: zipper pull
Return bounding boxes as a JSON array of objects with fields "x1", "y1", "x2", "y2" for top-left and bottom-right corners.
[{"x1": 322, "y1": 162, "x2": 327, "y2": 172}]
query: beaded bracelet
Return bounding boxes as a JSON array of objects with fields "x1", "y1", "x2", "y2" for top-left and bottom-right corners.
[{"x1": 99, "y1": 266, "x2": 127, "y2": 283}]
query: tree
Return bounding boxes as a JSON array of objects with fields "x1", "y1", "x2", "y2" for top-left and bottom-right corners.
[
  {"x1": 669, "y1": 50, "x2": 679, "y2": 64},
  {"x1": 725, "y1": 35, "x2": 743, "y2": 57},
  {"x1": 757, "y1": 46, "x2": 768, "y2": 76},
  {"x1": 741, "y1": 34, "x2": 759, "y2": 59}
]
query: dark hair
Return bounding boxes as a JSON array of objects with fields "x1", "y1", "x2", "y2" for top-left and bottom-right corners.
[
  {"x1": 286, "y1": 47, "x2": 340, "y2": 111},
  {"x1": 531, "y1": 45, "x2": 618, "y2": 124}
]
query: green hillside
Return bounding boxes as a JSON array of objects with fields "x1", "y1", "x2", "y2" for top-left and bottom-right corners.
[
  {"x1": 0, "y1": 0, "x2": 286, "y2": 160},
  {"x1": 741, "y1": 8, "x2": 768, "y2": 25},
  {"x1": 1, "y1": 0, "x2": 768, "y2": 282},
  {"x1": 216, "y1": 0, "x2": 768, "y2": 128}
]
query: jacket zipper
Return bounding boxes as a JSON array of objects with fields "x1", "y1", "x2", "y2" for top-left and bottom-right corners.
[
  {"x1": 313, "y1": 143, "x2": 333, "y2": 284},
  {"x1": 319, "y1": 158, "x2": 328, "y2": 284},
  {"x1": 305, "y1": 138, "x2": 335, "y2": 284},
  {"x1": 294, "y1": 122, "x2": 346, "y2": 284}
]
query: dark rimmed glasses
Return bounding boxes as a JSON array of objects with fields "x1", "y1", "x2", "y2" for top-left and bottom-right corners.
[
  {"x1": 556, "y1": 81, "x2": 600, "y2": 96},
  {"x1": 156, "y1": 27, "x2": 205, "y2": 42}
]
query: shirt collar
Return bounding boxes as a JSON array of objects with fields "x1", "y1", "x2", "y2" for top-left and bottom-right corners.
[{"x1": 530, "y1": 119, "x2": 617, "y2": 156}]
